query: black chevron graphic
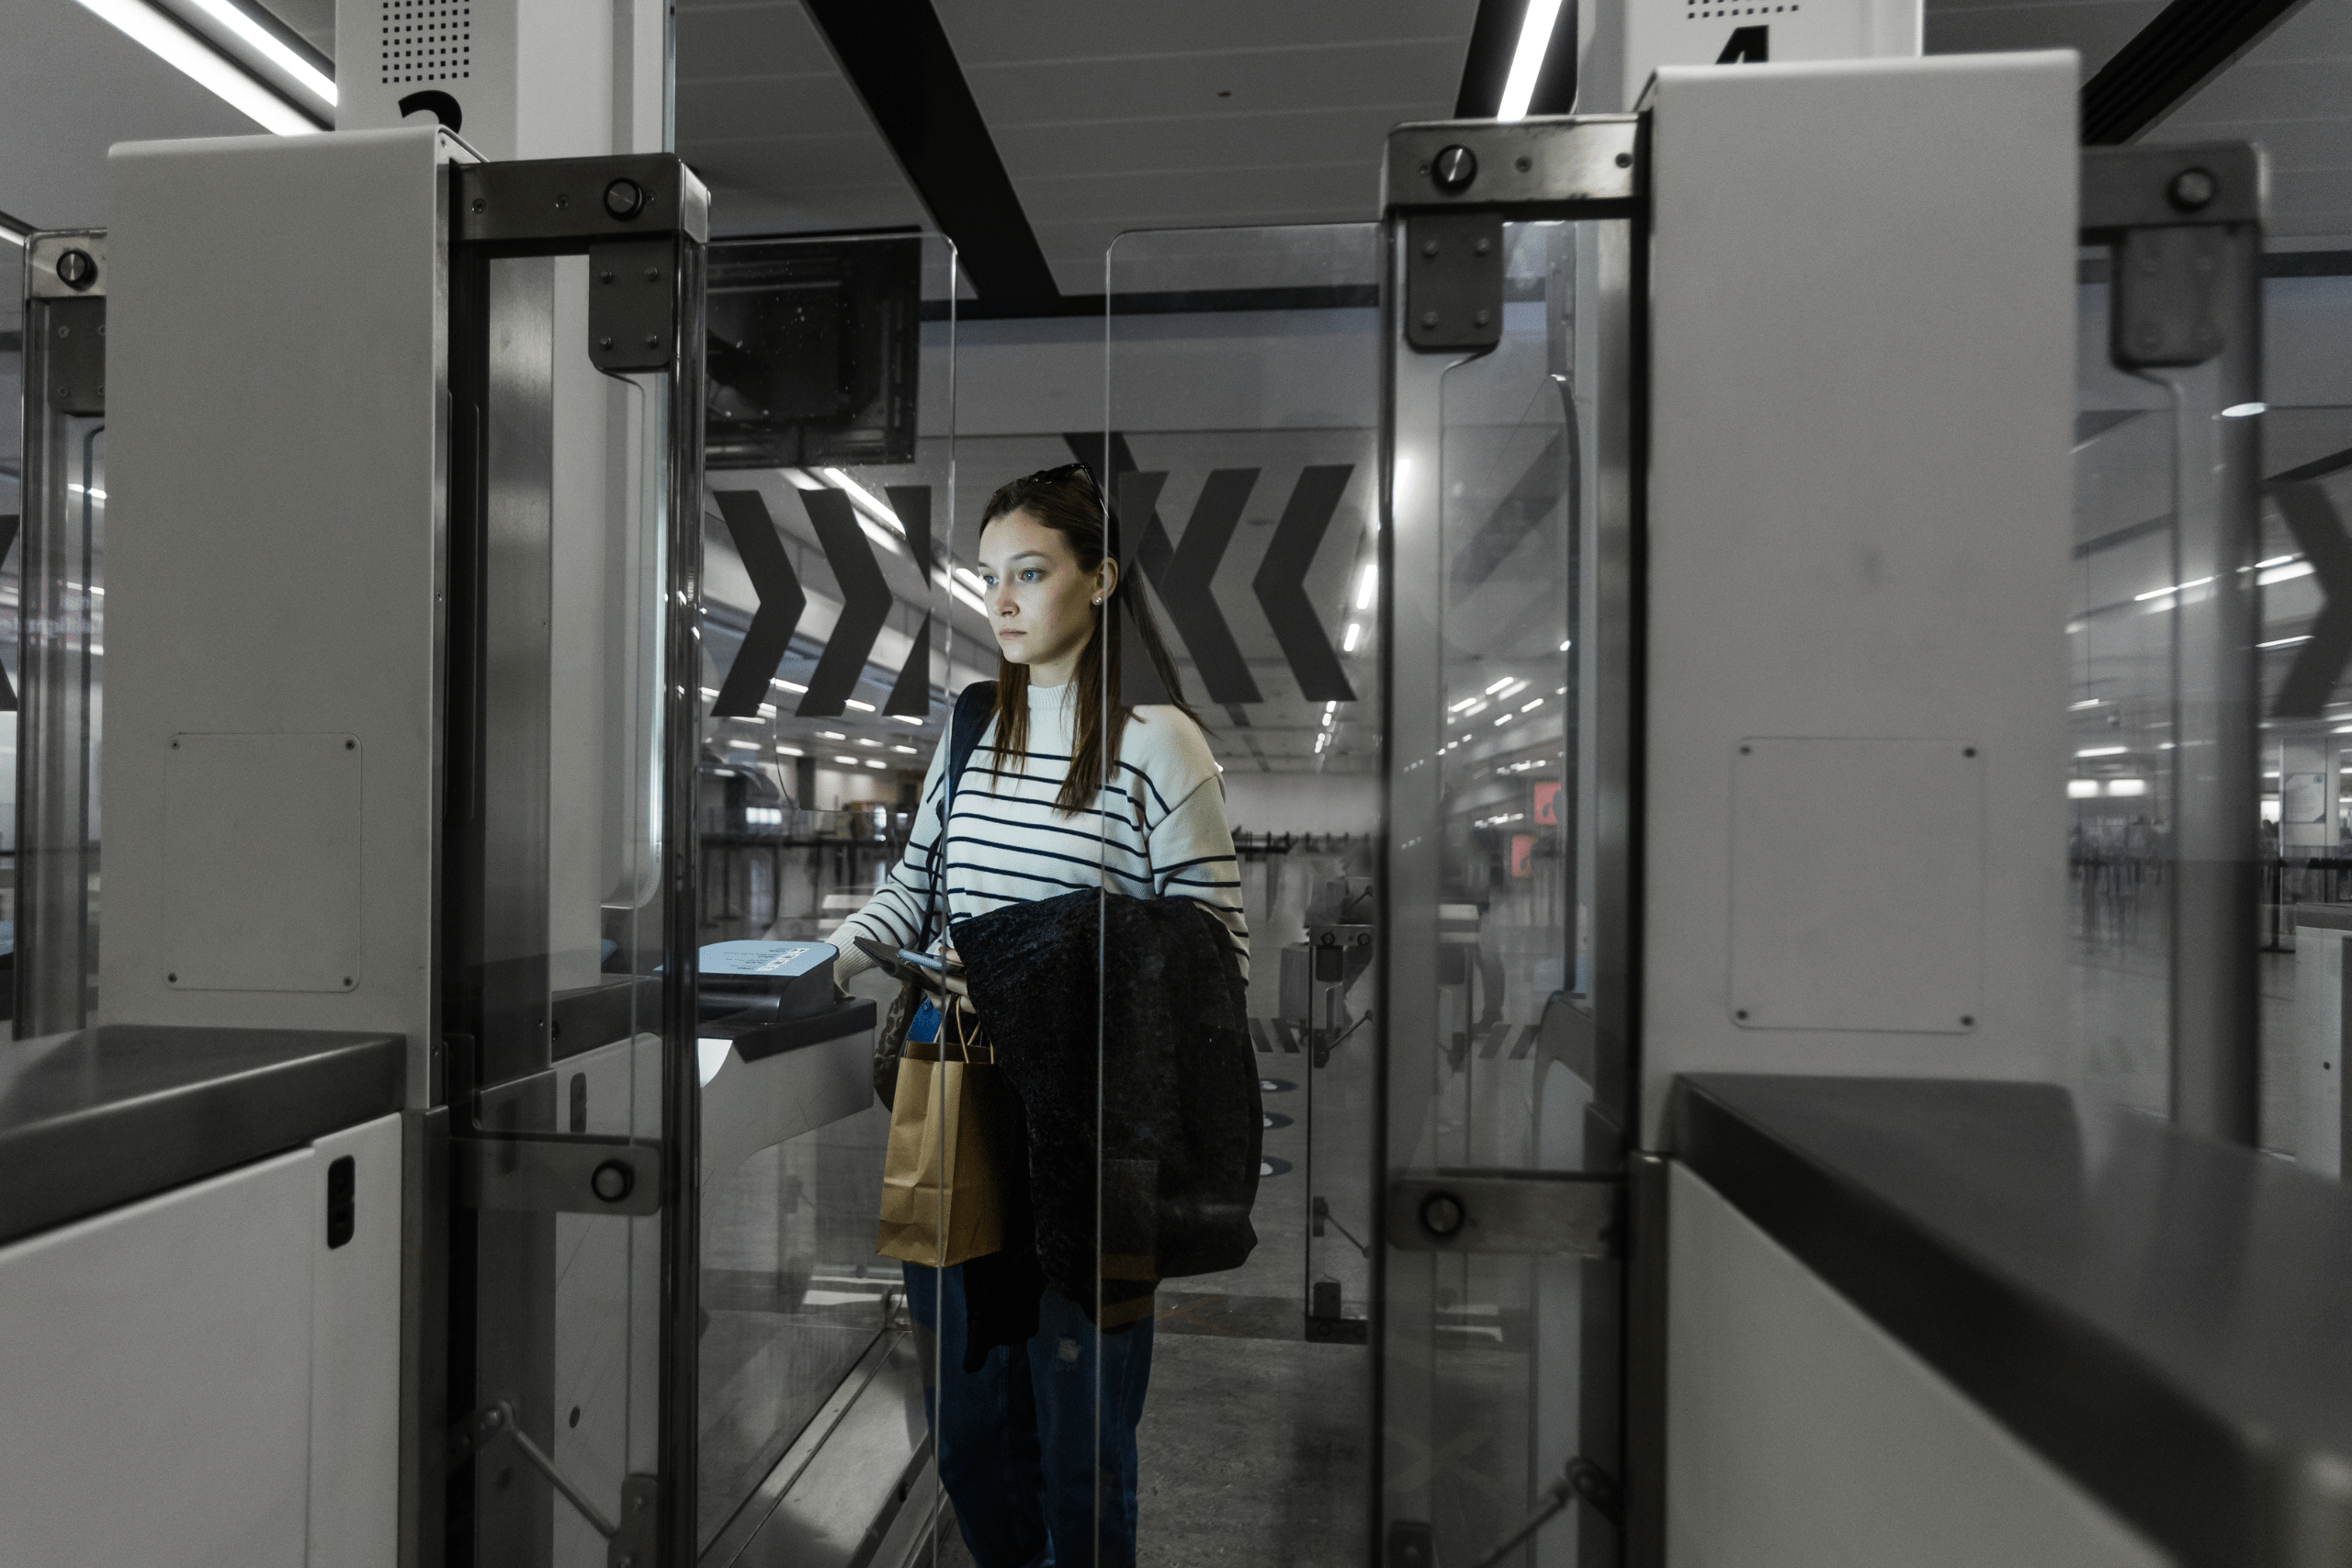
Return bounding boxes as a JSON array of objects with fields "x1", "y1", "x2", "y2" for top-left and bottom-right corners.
[
  {"x1": 1254, "y1": 466, "x2": 1357, "y2": 703},
  {"x1": 882, "y1": 484, "x2": 934, "y2": 716},
  {"x1": 710, "y1": 491, "x2": 806, "y2": 719},
  {"x1": 1148, "y1": 468, "x2": 1263, "y2": 705},
  {"x1": 2273, "y1": 477, "x2": 2352, "y2": 717},
  {"x1": 797, "y1": 487, "x2": 892, "y2": 718}
]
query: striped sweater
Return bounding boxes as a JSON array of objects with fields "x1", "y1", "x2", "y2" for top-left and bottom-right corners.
[{"x1": 833, "y1": 682, "x2": 1251, "y2": 983}]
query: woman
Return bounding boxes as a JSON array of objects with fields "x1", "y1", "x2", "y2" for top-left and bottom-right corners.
[{"x1": 831, "y1": 463, "x2": 1249, "y2": 1568}]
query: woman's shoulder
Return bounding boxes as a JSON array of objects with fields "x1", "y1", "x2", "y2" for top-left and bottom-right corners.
[{"x1": 1119, "y1": 705, "x2": 1221, "y2": 795}]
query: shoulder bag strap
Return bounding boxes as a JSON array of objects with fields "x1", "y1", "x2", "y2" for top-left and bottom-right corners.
[{"x1": 913, "y1": 681, "x2": 999, "y2": 953}]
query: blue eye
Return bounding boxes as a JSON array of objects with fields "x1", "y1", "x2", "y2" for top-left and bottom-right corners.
[{"x1": 1021, "y1": 569, "x2": 1043, "y2": 581}]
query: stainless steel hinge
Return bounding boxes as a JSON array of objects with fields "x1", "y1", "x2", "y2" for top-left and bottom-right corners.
[
  {"x1": 1387, "y1": 1168, "x2": 1620, "y2": 1258},
  {"x1": 2080, "y1": 142, "x2": 2261, "y2": 370},
  {"x1": 1404, "y1": 212, "x2": 1504, "y2": 355},
  {"x1": 452, "y1": 1134, "x2": 663, "y2": 1215}
]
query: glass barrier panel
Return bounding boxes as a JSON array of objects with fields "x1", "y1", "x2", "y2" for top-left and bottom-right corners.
[
  {"x1": 14, "y1": 273, "x2": 103, "y2": 1038},
  {"x1": 2067, "y1": 260, "x2": 2180, "y2": 1123},
  {"x1": 692, "y1": 232, "x2": 958, "y2": 1553},
  {"x1": 455, "y1": 249, "x2": 681, "y2": 1565},
  {"x1": 1091, "y1": 222, "x2": 1384, "y2": 1564}
]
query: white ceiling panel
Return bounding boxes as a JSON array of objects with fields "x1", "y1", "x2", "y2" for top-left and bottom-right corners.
[
  {"x1": 675, "y1": 0, "x2": 930, "y2": 238},
  {"x1": 2146, "y1": 1, "x2": 2352, "y2": 244},
  {"x1": 0, "y1": 0, "x2": 262, "y2": 231},
  {"x1": 937, "y1": 0, "x2": 1477, "y2": 294},
  {"x1": 1923, "y1": 0, "x2": 2169, "y2": 78}
]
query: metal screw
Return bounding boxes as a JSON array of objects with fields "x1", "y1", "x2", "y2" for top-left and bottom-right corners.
[
  {"x1": 1614, "y1": 151, "x2": 1632, "y2": 168},
  {"x1": 598, "y1": 336, "x2": 614, "y2": 350},
  {"x1": 554, "y1": 193, "x2": 571, "y2": 209},
  {"x1": 605, "y1": 177, "x2": 648, "y2": 220},
  {"x1": 599, "y1": 270, "x2": 615, "y2": 284},
  {"x1": 1431, "y1": 144, "x2": 1477, "y2": 193},
  {"x1": 2168, "y1": 167, "x2": 2217, "y2": 213},
  {"x1": 644, "y1": 333, "x2": 660, "y2": 348},
  {"x1": 1419, "y1": 1191, "x2": 1465, "y2": 1238},
  {"x1": 54, "y1": 249, "x2": 96, "y2": 290},
  {"x1": 1419, "y1": 310, "x2": 1439, "y2": 329},
  {"x1": 1421, "y1": 238, "x2": 1439, "y2": 258},
  {"x1": 54, "y1": 324, "x2": 68, "y2": 338},
  {"x1": 1515, "y1": 155, "x2": 1532, "y2": 173},
  {"x1": 470, "y1": 197, "x2": 486, "y2": 213},
  {"x1": 1472, "y1": 235, "x2": 1490, "y2": 255},
  {"x1": 1473, "y1": 309, "x2": 1491, "y2": 327}
]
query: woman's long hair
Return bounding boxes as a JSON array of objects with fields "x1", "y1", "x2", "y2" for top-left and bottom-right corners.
[{"x1": 978, "y1": 464, "x2": 1198, "y2": 816}]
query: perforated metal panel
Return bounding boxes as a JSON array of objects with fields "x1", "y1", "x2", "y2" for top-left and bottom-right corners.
[{"x1": 378, "y1": 0, "x2": 470, "y2": 87}]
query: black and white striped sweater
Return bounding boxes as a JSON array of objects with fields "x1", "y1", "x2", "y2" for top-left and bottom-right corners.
[{"x1": 833, "y1": 682, "x2": 1251, "y2": 983}]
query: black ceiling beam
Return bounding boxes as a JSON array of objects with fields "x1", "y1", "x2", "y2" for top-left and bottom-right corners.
[
  {"x1": 2081, "y1": 0, "x2": 2311, "y2": 145},
  {"x1": 803, "y1": 0, "x2": 1063, "y2": 311},
  {"x1": 1455, "y1": 0, "x2": 1577, "y2": 119}
]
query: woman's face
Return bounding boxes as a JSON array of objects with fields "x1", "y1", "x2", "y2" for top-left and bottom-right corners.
[{"x1": 978, "y1": 509, "x2": 1112, "y2": 686}]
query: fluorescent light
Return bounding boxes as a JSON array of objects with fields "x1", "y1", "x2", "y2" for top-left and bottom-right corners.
[
  {"x1": 2067, "y1": 779, "x2": 2099, "y2": 798},
  {"x1": 1448, "y1": 696, "x2": 1482, "y2": 713},
  {"x1": 1486, "y1": 677, "x2": 1514, "y2": 694},
  {"x1": 725, "y1": 739, "x2": 758, "y2": 750},
  {"x1": 74, "y1": 0, "x2": 319, "y2": 135},
  {"x1": 2107, "y1": 778, "x2": 2148, "y2": 796},
  {"x1": 2076, "y1": 746, "x2": 2126, "y2": 758},
  {"x1": 2260, "y1": 635, "x2": 2312, "y2": 649},
  {"x1": 2260, "y1": 561, "x2": 2315, "y2": 588},
  {"x1": 845, "y1": 698, "x2": 876, "y2": 712},
  {"x1": 833, "y1": 754, "x2": 859, "y2": 764},
  {"x1": 1324, "y1": 701, "x2": 1339, "y2": 715},
  {"x1": 2135, "y1": 576, "x2": 2212, "y2": 603},
  {"x1": 1497, "y1": 0, "x2": 1566, "y2": 120},
  {"x1": 187, "y1": 0, "x2": 334, "y2": 107},
  {"x1": 2256, "y1": 555, "x2": 2297, "y2": 570},
  {"x1": 1494, "y1": 713, "x2": 1513, "y2": 726},
  {"x1": 865, "y1": 759, "x2": 887, "y2": 769},
  {"x1": 891, "y1": 744, "x2": 918, "y2": 754},
  {"x1": 2222, "y1": 402, "x2": 2267, "y2": 418},
  {"x1": 699, "y1": 687, "x2": 718, "y2": 699},
  {"x1": 1321, "y1": 710, "x2": 1335, "y2": 728},
  {"x1": 1355, "y1": 565, "x2": 1378, "y2": 610},
  {"x1": 1342, "y1": 622, "x2": 1363, "y2": 652},
  {"x1": 1498, "y1": 678, "x2": 1529, "y2": 701},
  {"x1": 1559, "y1": 639, "x2": 1571, "y2": 651},
  {"x1": 953, "y1": 567, "x2": 985, "y2": 592},
  {"x1": 1462, "y1": 700, "x2": 1488, "y2": 717},
  {"x1": 1521, "y1": 697, "x2": 1543, "y2": 712},
  {"x1": 777, "y1": 745, "x2": 804, "y2": 756},
  {"x1": 892, "y1": 715, "x2": 924, "y2": 726},
  {"x1": 819, "y1": 730, "x2": 845, "y2": 740},
  {"x1": 2070, "y1": 698, "x2": 2102, "y2": 710},
  {"x1": 772, "y1": 678, "x2": 808, "y2": 693},
  {"x1": 856, "y1": 738, "x2": 880, "y2": 747},
  {"x1": 0, "y1": 221, "x2": 23, "y2": 248}
]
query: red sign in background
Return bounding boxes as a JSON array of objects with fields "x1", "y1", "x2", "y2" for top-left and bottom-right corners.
[
  {"x1": 1531, "y1": 779, "x2": 1563, "y2": 828},
  {"x1": 1510, "y1": 833, "x2": 1536, "y2": 878}
]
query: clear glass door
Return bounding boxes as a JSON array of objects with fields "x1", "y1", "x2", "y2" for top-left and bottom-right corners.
[
  {"x1": 14, "y1": 231, "x2": 108, "y2": 1038},
  {"x1": 444, "y1": 200, "x2": 705, "y2": 1568},
  {"x1": 1094, "y1": 221, "x2": 1385, "y2": 1565},
  {"x1": 1384, "y1": 211, "x2": 1626, "y2": 1568},
  {"x1": 691, "y1": 231, "x2": 958, "y2": 1556}
]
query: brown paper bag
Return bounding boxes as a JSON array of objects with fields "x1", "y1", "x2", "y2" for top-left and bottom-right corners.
[{"x1": 875, "y1": 1011, "x2": 1009, "y2": 1267}]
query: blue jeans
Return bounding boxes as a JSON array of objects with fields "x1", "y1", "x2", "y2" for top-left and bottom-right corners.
[{"x1": 901, "y1": 1261, "x2": 1154, "y2": 1568}]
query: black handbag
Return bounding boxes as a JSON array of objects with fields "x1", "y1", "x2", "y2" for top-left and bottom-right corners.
[{"x1": 871, "y1": 681, "x2": 996, "y2": 1109}]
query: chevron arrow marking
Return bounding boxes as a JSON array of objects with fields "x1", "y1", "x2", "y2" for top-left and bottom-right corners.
[{"x1": 710, "y1": 491, "x2": 806, "y2": 719}]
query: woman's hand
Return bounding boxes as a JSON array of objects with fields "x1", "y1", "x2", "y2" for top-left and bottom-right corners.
[{"x1": 940, "y1": 945, "x2": 977, "y2": 1022}]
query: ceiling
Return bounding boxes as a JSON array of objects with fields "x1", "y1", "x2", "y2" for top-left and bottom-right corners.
[{"x1": 3, "y1": 0, "x2": 2341, "y2": 256}]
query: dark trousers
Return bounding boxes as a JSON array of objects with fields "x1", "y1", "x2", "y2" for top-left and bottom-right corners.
[{"x1": 901, "y1": 1261, "x2": 1154, "y2": 1568}]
